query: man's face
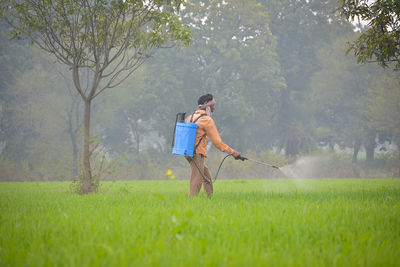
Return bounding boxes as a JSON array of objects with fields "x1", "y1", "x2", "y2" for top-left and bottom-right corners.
[{"x1": 210, "y1": 102, "x2": 216, "y2": 113}]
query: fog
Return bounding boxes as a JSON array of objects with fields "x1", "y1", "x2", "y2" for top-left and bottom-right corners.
[{"x1": 1, "y1": 0, "x2": 399, "y2": 181}]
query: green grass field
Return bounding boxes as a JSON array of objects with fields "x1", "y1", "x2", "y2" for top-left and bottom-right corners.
[{"x1": 1, "y1": 179, "x2": 399, "y2": 266}]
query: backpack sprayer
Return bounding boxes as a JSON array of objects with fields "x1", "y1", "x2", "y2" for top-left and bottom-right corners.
[
  {"x1": 171, "y1": 112, "x2": 213, "y2": 184},
  {"x1": 172, "y1": 112, "x2": 280, "y2": 182},
  {"x1": 172, "y1": 112, "x2": 205, "y2": 157}
]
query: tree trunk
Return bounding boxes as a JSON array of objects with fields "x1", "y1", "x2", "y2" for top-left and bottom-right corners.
[
  {"x1": 68, "y1": 127, "x2": 79, "y2": 178},
  {"x1": 365, "y1": 132, "x2": 376, "y2": 164},
  {"x1": 365, "y1": 145, "x2": 374, "y2": 163},
  {"x1": 352, "y1": 139, "x2": 361, "y2": 163},
  {"x1": 82, "y1": 100, "x2": 92, "y2": 194},
  {"x1": 328, "y1": 140, "x2": 335, "y2": 151},
  {"x1": 398, "y1": 146, "x2": 400, "y2": 177},
  {"x1": 67, "y1": 107, "x2": 79, "y2": 178},
  {"x1": 136, "y1": 136, "x2": 140, "y2": 158},
  {"x1": 72, "y1": 137, "x2": 78, "y2": 178},
  {"x1": 134, "y1": 124, "x2": 140, "y2": 158}
]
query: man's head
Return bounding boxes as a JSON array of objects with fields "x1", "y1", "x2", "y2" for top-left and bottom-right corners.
[
  {"x1": 198, "y1": 94, "x2": 213, "y2": 105},
  {"x1": 198, "y1": 93, "x2": 215, "y2": 113}
]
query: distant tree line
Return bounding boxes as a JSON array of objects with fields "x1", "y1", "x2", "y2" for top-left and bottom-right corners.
[{"x1": 0, "y1": 0, "x2": 399, "y2": 181}]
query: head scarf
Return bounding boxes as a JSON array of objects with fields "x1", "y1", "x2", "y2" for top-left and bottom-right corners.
[{"x1": 198, "y1": 98, "x2": 216, "y2": 117}]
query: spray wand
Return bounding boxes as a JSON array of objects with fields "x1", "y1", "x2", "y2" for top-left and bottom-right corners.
[{"x1": 241, "y1": 157, "x2": 280, "y2": 170}]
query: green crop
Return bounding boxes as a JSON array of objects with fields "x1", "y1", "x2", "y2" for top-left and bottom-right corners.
[{"x1": 1, "y1": 179, "x2": 399, "y2": 266}]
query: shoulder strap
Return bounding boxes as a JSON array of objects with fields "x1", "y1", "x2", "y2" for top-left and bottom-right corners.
[
  {"x1": 190, "y1": 112, "x2": 207, "y2": 123},
  {"x1": 193, "y1": 113, "x2": 207, "y2": 123}
]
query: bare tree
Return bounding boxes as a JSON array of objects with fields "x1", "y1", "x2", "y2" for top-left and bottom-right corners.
[{"x1": 1, "y1": 0, "x2": 191, "y2": 193}]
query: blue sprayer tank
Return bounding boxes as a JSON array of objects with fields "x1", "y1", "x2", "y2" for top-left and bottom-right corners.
[
  {"x1": 172, "y1": 122, "x2": 198, "y2": 157},
  {"x1": 172, "y1": 112, "x2": 198, "y2": 157}
]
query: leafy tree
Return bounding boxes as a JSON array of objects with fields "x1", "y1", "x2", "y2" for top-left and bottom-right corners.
[
  {"x1": 265, "y1": 0, "x2": 349, "y2": 157},
  {"x1": 190, "y1": 0, "x2": 284, "y2": 151},
  {"x1": 0, "y1": 23, "x2": 34, "y2": 156},
  {"x1": 311, "y1": 33, "x2": 384, "y2": 164},
  {"x1": 366, "y1": 74, "x2": 400, "y2": 144},
  {"x1": 100, "y1": 67, "x2": 154, "y2": 157},
  {"x1": 337, "y1": 0, "x2": 400, "y2": 71},
  {"x1": 0, "y1": 60, "x2": 73, "y2": 181},
  {"x1": 336, "y1": 0, "x2": 400, "y2": 166},
  {"x1": 145, "y1": 0, "x2": 285, "y2": 153},
  {"x1": 1, "y1": 0, "x2": 191, "y2": 193},
  {"x1": 365, "y1": 72, "x2": 400, "y2": 174},
  {"x1": 1, "y1": 23, "x2": 82, "y2": 179}
]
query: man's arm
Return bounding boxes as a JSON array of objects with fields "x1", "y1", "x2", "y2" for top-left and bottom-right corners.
[{"x1": 205, "y1": 118, "x2": 237, "y2": 156}]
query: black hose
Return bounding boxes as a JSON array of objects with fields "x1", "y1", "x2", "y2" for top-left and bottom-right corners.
[
  {"x1": 191, "y1": 156, "x2": 212, "y2": 185},
  {"x1": 213, "y1": 154, "x2": 231, "y2": 182},
  {"x1": 189, "y1": 154, "x2": 232, "y2": 184}
]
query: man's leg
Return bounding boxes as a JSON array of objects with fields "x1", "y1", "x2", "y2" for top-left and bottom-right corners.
[
  {"x1": 202, "y1": 164, "x2": 213, "y2": 196},
  {"x1": 189, "y1": 154, "x2": 204, "y2": 197}
]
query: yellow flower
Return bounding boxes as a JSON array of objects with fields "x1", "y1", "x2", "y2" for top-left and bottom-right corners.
[
  {"x1": 165, "y1": 169, "x2": 172, "y2": 176},
  {"x1": 170, "y1": 175, "x2": 175, "y2": 180}
]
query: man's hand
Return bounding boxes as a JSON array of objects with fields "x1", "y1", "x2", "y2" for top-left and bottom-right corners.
[{"x1": 232, "y1": 151, "x2": 246, "y2": 161}]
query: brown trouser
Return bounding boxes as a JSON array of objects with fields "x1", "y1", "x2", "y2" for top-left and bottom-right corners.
[{"x1": 188, "y1": 154, "x2": 213, "y2": 197}]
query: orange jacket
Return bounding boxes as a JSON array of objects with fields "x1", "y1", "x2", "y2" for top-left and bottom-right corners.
[{"x1": 185, "y1": 110, "x2": 235, "y2": 157}]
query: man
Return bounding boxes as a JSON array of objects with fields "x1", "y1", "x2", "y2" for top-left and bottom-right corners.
[{"x1": 185, "y1": 93, "x2": 244, "y2": 197}]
